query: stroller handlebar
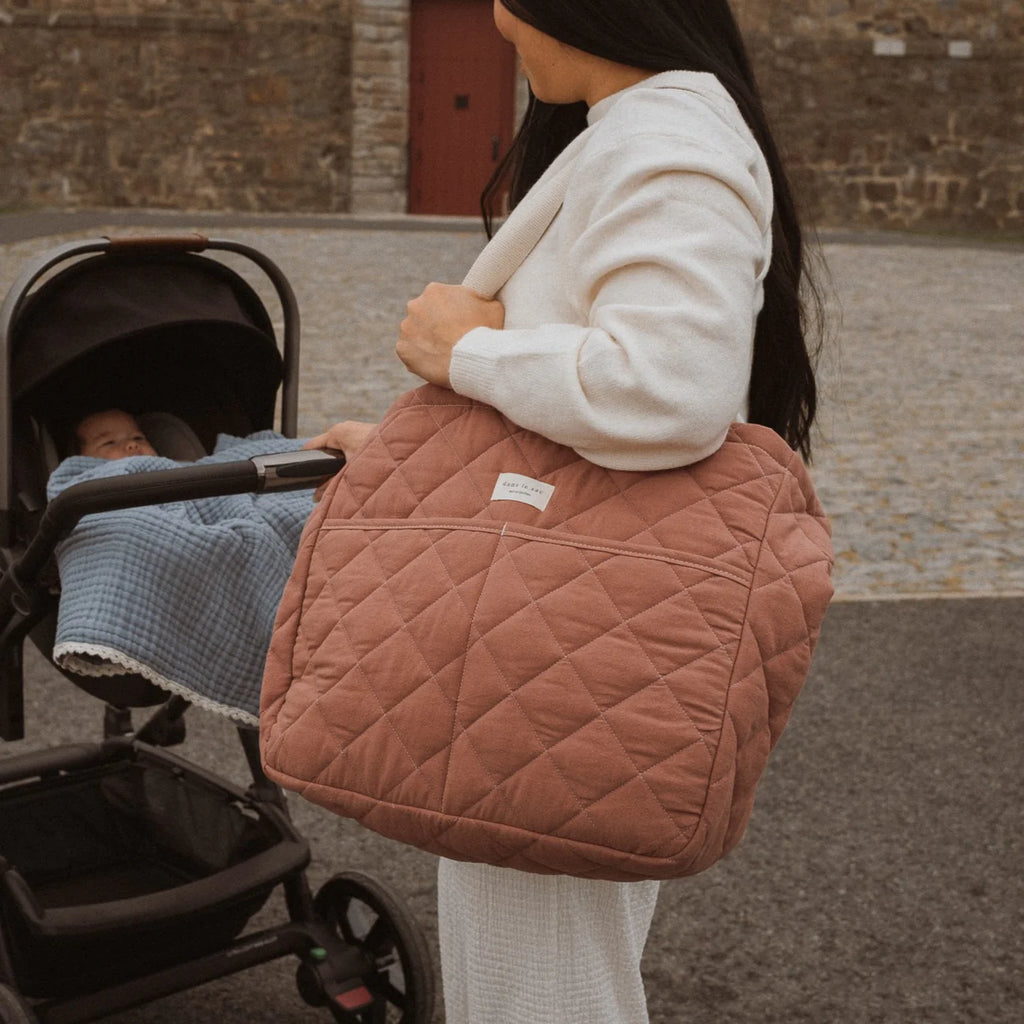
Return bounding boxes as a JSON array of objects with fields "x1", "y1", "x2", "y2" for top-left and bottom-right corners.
[
  {"x1": 0, "y1": 451, "x2": 344, "y2": 625},
  {"x1": 251, "y1": 449, "x2": 346, "y2": 491}
]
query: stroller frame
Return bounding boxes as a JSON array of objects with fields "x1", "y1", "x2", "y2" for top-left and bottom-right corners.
[{"x1": 0, "y1": 236, "x2": 435, "y2": 1024}]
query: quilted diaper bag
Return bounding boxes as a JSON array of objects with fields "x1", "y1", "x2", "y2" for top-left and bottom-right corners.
[
  {"x1": 259, "y1": 141, "x2": 833, "y2": 881},
  {"x1": 259, "y1": 383, "x2": 834, "y2": 881}
]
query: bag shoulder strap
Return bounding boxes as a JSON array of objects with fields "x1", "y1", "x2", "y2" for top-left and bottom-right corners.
[
  {"x1": 462, "y1": 82, "x2": 732, "y2": 298},
  {"x1": 462, "y1": 126, "x2": 594, "y2": 299}
]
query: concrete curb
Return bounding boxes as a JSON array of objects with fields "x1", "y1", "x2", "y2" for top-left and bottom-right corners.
[
  {"x1": 0, "y1": 209, "x2": 486, "y2": 245},
  {"x1": 3, "y1": 208, "x2": 1023, "y2": 250}
]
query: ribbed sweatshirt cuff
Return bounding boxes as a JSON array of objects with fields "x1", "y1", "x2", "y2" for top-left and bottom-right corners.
[{"x1": 449, "y1": 327, "x2": 503, "y2": 404}]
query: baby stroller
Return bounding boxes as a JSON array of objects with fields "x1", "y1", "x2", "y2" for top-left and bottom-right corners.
[{"x1": 0, "y1": 235, "x2": 435, "y2": 1024}]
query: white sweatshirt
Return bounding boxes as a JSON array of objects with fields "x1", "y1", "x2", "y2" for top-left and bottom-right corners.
[{"x1": 449, "y1": 70, "x2": 773, "y2": 471}]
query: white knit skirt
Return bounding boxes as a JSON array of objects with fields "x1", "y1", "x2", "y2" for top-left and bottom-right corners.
[{"x1": 437, "y1": 858, "x2": 659, "y2": 1024}]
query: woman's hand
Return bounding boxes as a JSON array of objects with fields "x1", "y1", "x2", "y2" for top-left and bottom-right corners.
[
  {"x1": 303, "y1": 420, "x2": 377, "y2": 499},
  {"x1": 303, "y1": 420, "x2": 377, "y2": 457},
  {"x1": 397, "y1": 283, "x2": 504, "y2": 386}
]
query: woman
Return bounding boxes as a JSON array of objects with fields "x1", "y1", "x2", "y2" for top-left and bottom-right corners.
[{"x1": 307, "y1": 1, "x2": 821, "y2": 1020}]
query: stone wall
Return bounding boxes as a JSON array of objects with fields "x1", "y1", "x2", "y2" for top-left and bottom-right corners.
[
  {"x1": 733, "y1": 1, "x2": 1024, "y2": 233},
  {"x1": 0, "y1": 0, "x2": 353, "y2": 212},
  {"x1": 1, "y1": 0, "x2": 1022, "y2": 233},
  {"x1": 349, "y1": 0, "x2": 408, "y2": 213}
]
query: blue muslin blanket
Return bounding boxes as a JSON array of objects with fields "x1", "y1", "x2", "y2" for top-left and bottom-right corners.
[{"x1": 46, "y1": 433, "x2": 316, "y2": 724}]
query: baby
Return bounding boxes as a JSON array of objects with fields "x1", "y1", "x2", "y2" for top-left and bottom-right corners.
[{"x1": 74, "y1": 409, "x2": 158, "y2": 460}]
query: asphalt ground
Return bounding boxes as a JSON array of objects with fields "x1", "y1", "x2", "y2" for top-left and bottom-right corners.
[
  {"x1": 12, "y1": 597, "x2": 1021, "y2": 1024},
  {"x1": 1, "y1": 212, "x2": 1022, "y2": 1023}
]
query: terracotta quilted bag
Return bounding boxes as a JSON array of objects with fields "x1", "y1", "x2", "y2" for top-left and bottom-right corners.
[
  {"x1": 259, "y1": 383, "x2": 833, "y2": 881},
  {"x1": 260, "y1": 141, "x2": 833, "y2": 880}
]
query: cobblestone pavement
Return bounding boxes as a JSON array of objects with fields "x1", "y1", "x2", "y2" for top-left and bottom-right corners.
[{"x1": 3, "y1": 221, "x2": 1022, "y2": 600}]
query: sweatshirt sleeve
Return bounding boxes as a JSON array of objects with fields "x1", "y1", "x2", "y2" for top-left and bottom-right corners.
[{"x1": 448, "y1": 103, "x2": 773, "y2": 471}]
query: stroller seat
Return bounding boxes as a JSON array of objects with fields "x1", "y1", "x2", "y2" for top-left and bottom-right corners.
[
  {"x1": 45, "y1": 425, "x2": 316, "y2": 725},
  {"x1": 137, "y1": 411, "x2": 208, "y2": 462},
  {"x1": 32, "y1": 410, "x2": 209, "y2": 713}
]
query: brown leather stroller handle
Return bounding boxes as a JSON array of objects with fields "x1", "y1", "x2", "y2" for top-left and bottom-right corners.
[{"x1": 104, "y1": 233, "x2": 209, "y2": 252}]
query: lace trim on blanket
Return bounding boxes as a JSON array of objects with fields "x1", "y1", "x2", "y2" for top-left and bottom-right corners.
[{"x1": 52, "y1": 641, "x2": 258, "y2": 726}]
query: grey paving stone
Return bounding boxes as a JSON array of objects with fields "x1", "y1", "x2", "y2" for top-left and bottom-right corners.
[{"x1": 3, "y1": 223, "x2": 1022, "y2": 600}]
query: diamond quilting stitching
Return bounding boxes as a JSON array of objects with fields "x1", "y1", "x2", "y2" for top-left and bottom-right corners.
[
  {"x1": 442, "y1": 532, "x2": 721, "y2": 841},
  {"x1": 308, "y1": 547, "x2": 442, "y2": 741},
  {"x1": 377, "y1": 404, "x2": 523, "y2": 516},
  {"x1": 503, "y1": 420, "x2": 570, "y2": 482},
  {"x1": 595, "y1": 451, "x2": 768, "y2": 558},
  {"x1": 260, "y1": 385, "x2": 835, "y2": 881},
  {"x1": 443, "y1": 592, "x2": 606, "y2": 842},
  {"x1": 299, "y1": 533, "x2": 472, "y2": 790},
  {"x1": 550, "y1": 550, "x2": 724, "y2": 757}
]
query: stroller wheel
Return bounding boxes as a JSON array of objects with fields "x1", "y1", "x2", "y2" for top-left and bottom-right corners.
[
  {"x1": 0, "y1": 984, "x2": 37, "y2": 1024},
  {"x1": 309, "y1": 871, "x2": 435, "y2": 1024}
]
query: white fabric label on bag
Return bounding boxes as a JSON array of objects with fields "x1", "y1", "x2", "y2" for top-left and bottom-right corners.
[{"x1": 490, "y1": 473, "x2": 555, "y2": 512}]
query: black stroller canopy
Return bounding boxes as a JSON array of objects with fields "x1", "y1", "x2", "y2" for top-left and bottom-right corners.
[{"x1": 12, "y1": 251, "x2": 284, "y2": 451}]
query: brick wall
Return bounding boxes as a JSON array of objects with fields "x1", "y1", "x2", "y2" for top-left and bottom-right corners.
[
  {"x1": 1, "y1": 0, "x2": 1022, "y2": 233},
  {"x1": 0, "y1": 0, "x2": 353, "y2": 212},
  {"x1": 349, "y1": 0, "x2": 408, "y2": 213},
  {"x1": 733, "y1": 0, "x2": 1024, "y2": 233}
]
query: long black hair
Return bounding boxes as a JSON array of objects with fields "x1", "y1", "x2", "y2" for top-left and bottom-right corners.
[{"x1": 483, "y1": 0, "x2": 822, "y2": 459}]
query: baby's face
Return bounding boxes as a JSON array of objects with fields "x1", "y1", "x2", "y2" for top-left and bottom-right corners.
[{"x1": 77, "y1": 410, "x2": 157, "y2": 459}]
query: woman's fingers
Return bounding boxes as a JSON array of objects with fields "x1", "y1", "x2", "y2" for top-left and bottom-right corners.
[
  {"x1": 302, "y1": 420, "x2": 377, "y2": 456},
  {"x1": 302, "y1": 420, "x2": 378, "y2": 498}
]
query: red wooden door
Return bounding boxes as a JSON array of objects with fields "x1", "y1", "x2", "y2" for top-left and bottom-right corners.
[{"x1": 408, "y1": 0, "x2": 517, "y2": 215}]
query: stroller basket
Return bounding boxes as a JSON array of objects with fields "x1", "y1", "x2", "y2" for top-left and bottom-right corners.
[{"x1": 0, "y1": 740, "x2": 309, "y2": 998}]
